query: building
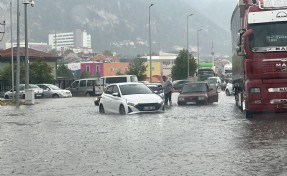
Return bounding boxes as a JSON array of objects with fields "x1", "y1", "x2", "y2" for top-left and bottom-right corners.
[
  {"x1": 6, "y1": 42, "x2": 52, "y2": 53},
  {"x1": 81, "y1": 62, "x2": 104, "y2": 77},
  {"x1": 143, "y1": 51, "x2": 178, "y2": 78},
  {"x1": 145, "y1": 61, "x2": 162, "y2": 82},
  {"x1": 48, "y1": 29, "x2": 92, "y2": 53},
  {"x1": 0, "y1": 47, "x2": 61, "y2": 79},
  {"x1": 103, "y1": 63, "x2": 129, "y2": 76}
]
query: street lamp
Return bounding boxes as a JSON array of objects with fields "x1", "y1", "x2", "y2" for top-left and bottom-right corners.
[
  {"x1": 149, "y1": 3, "x2": 154, "y2": 83},
  {"x1": 10, "y1": 1, "x2": 14, "y2": 99},
  {"x1": 186, "y1": 13, "x2": 193, "y2": 79},
  {"x1": 23, "y1": 0, "x2": 34, "y2": 89},
  {"x1": 197, "y1": 28, "x2": 203, "y2": 67},
  {"x1": 16, "y1": 0, "x2": 20, "y2": 107}
]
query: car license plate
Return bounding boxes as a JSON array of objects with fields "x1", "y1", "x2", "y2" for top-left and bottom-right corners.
[
  {"x1": 186, "y1": 102, "x2": 196, "y2": 105},
  {"x1": 144, "y1": 106, "x2": 155, "y2": 110}
]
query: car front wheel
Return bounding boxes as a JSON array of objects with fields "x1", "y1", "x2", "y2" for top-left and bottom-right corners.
[
  {"x1": 119, "y1": 105, "x2": 126, "y2": 115},
  {"x1": 99, "y1": 104, "x2": 105, "y2": 114}
]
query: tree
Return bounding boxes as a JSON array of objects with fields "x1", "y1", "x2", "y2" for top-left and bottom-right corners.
[
  {"x1": 29, "y1": 58, "x2": 54, "y2": 84},
  {"x1": 80, "y1": 71, "x2": 91, "y2": 79},
  {"x1": 57, "y1": 64, "x2": 74, "y2": 79},
  {"x1": 172, "y1": 49, "x2": 197, "y2": 80},
  {"x1": 0, "y1": 64, "x2": 25, "y2": 84},
  {"x1": 126, "y1": 56, "x2": 147, "y2": 81}
]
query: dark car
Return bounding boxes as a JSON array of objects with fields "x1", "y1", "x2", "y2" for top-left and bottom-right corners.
[
  {"x1": 172, "y1": 80, "x2": 190, "y2": 91},
  {"x1": 145, "y1": 83, "x2": 164, "y2": 99},
  {"x1": 177, "y1": 82, "x2": 218, "y2": 105}
]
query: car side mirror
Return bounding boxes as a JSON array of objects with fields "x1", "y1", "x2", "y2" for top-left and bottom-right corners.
[
  {"x1": 112, "y1": 92, "x2": 120, "y2": 97},
  {"x1": 209, "y1": 88, "x2": 213, "y2": 91},
  {"x1": 153, "y1": 91, "x2": 159, "y2": 94}
]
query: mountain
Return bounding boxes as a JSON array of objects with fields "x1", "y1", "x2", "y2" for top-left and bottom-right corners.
[{"x1": 0, "y1": 0, "x2": 237, "y2": 57}]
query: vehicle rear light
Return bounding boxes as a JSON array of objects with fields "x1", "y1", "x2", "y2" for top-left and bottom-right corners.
[{"x1": 250, "y1": 87, "x2": 261, "y2": 93}]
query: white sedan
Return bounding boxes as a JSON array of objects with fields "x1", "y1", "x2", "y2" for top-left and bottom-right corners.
[
  {"x1": 99, "y1": 83, "x2": 165, "y2": 115},
  {"x1": 36, "y1": 84, "x2": 72, "y2": 98},
  {"x1": 4, "y1": 84, "x2": 44, "y2": 99}
]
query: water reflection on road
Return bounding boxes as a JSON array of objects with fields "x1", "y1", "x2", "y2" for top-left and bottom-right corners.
[{"x1": 1, "y1": 92, "x2": 287, "y2": 175}]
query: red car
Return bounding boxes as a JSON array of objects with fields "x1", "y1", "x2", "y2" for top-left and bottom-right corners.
[{"x1": 177, "y1": 82, "x2": 218, "y2": 105}]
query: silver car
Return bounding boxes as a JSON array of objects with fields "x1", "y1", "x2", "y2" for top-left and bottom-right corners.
[
  {"x1": 36, "y1": 84, "x2": 72, "y2": 98},
  {"x1": 4, "y1": 84, "x2": 44, "y2": 99}
]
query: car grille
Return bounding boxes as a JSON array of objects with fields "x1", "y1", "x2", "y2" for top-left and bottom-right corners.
[
  {"x1": 135, "y1": 103, "x2": 162, "y2": 111},
  {"x1": 185, "y1": 97, "x2": 198, "y2": 101}
]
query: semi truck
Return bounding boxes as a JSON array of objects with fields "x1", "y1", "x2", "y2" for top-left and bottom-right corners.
[
  {"x1": 231, "y1": 0, "x2": 287, "y2": 118},
  {"x1": 197, "y1": 63, "x2": 215, "y2": 81}
]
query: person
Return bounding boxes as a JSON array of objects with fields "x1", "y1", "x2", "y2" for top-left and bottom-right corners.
[{"x1": 162, "y1": 75, "x2": 173, "y2": 105}]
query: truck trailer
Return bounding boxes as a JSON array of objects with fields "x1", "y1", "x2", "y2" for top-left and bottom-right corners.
[{"x1": 231, "y1": 0, "x2": 287, "y2": 117}]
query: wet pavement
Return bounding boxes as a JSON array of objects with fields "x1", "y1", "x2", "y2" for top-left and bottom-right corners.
[{"x1": 1, "y1": 92, "x2": 287, "y2": 175}]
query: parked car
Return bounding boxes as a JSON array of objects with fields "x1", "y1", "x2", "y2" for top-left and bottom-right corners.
[
  {"x1": 172, "y1": 80, "x2": 191, "y2": 91},
  {"x1": 99, "y1": 83, "x2": 165, "y2": 114},
  {"x1": 102, "y1": 75, "x2": 138, "y2": 86},
  {"x1": 4, "y1": 84, "x2": 44, "y2": 99},
  {"x1": 177, "y1": 82, "x2": 218, "y2": 105},
  {"x1": 207, "y1": 76, "x2": 221, "y2": 92},
  {"x1": 36, "y1": 84, "x2": 72, "y2": 98},
  {"x1": 225, "y1": 79, "x2": 235, "y2": 96},
  {"x1": 145, "y1": 83, "x2": 164, "y2": 99},
  {"x1": 67, "y1": 78, "x2": 104, "y2": 96}
]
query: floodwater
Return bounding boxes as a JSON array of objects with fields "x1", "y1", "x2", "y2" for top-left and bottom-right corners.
[{"x1": 1, "y1": 92, "x2": 287, "y2": 176}]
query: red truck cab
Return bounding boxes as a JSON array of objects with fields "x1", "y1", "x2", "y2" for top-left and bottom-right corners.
[{"x1": 231, "y1": 0, "x2": 287, "y2": 117}]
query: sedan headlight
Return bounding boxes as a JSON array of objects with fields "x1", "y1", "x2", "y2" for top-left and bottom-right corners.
[
  {"x1": 198, "y1": 96, "x2": 205, "y2": 100},
  {"x1": 178, "y1": 97, "x2": 185, "y2": 101},
  {"x1": 127, "y1": 101, "x2": 137, "y2": 106}
]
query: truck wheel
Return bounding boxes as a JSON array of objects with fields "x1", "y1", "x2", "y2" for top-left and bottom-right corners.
[
  {"x1": 85, "y1": 92, "x2": 91, "y2": 97},
  {"x1": 244, "y1": 110, "x2": 253, "y2": 118}
]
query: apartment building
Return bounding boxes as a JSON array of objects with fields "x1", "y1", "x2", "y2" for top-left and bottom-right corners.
[{"x1": 48, "y1": 29, "x2": 92, "y2": 53}]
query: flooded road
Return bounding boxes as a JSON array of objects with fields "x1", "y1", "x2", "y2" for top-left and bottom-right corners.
[{"x1": 1, "y1": 92, "x2": 287, "y2": 175}]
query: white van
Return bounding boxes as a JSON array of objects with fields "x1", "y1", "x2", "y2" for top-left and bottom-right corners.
[
  {"x1": 68, "y1": 78, "x2": 104, "y2": 96},
  {"x1": 101, "y1": 75, "x2": 138, "y2": 86}
]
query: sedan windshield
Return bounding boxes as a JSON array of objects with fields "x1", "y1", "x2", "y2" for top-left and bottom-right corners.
[
  {"x1": 120, "y1": 84, "x2": 153, "y2": 95},
  {"x1": 182, "y1": 84, "x2": 208, "y2": 93},
  {"x1": 48, "y1": 85, "x2": 61, "y2": 90}
]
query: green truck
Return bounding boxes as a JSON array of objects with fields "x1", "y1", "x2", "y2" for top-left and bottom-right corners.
[{"x1": 197, "y1": 63, "x2": 215, "y2": 81}]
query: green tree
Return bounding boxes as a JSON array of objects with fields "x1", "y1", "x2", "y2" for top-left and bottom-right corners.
[
  {"x1": 0, "y1": 64, "x2": 25, "y2": 84},
  {"x1": 29, "y1": 58, "x2": 54, "y2": 84},
  {"x1": 126, "y1": 56, "x2": 147, "y2": 81},
  {"x1": 57, "y1": 64, "x2": 74, "y2": 79},
  {"x1": 48, "y1": 49, "x2": 60, "y2": 56},
  {"x1": 172, "y1": 49, "x2": 197, "y2": 80},
  {"x1": 80, "y1": 71, "x2": 91, "y2": 79}
]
